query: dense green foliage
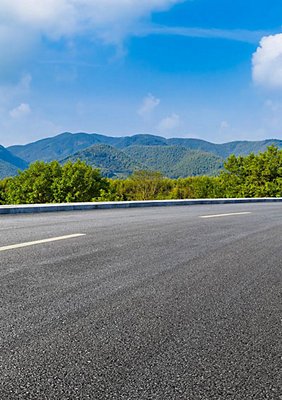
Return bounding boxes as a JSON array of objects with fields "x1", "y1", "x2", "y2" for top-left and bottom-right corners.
[
  {"x1": 1, "y1": 160, "x2": 109, "y2": 204},
  {"x1": 0, "y1": 147, "x2": 281, "y2": 204},
  {"x1": 218, "y1": 145, "x2": 282, "y2": 197},
  {"x1": 101, "y1": 173, "x2": 222, "y2": 201},
  {"x1": 2, "y1": 132, "x2": 282, "y2": 180},
  {"x1": 100, "y1": 146, "x2": 281, "y2": 200}
]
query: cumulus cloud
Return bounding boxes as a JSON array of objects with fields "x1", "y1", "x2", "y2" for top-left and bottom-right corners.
[
  {"x1": 9, "y1": 103, "x2": 31, "y2": 118},
  {"x1": 157, "y1": 113, "x2": 180, "y2": 131},
  {"x1": 138, "y1": 94, "x2": 160, "y2": 118},
  {"x1": 252, "y1": 33, "x2": 282, "y2": 88},
  {"x1": 0, "y1": 1, "x2": 182, "y2": 45}
]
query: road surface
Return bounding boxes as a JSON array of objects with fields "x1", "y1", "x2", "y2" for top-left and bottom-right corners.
[{"x1": 0, "y1": 203, "x2": 281, "y2": 399}]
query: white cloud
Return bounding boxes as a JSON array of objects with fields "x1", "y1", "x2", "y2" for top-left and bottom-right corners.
[
  {"x1": 138, "y1": 94, "x2": 160, "y2": 118},
  {"x1": 158, "y1": 113, "x2": 180, "y2": 131},
  {"x1": 0, "y1": 1, "x2": 182, "y2": 47},
  {"x1": 252, "y1": 33, "x2": 282, "y2": 88},
  {"x1": 138, "y1": 25, "x2": 266, "y2": 44},
  {"x1": 0, "y1": 25, "x2": 38, "y2": 69},
  {"x1": 9, "y1": 103, "x2": 31, "y2": 119}
]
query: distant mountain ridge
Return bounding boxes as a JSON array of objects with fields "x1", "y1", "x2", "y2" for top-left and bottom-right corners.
[
  {"x1": 8, "y1": 132, "x2": 282, "y2": 163},
  {"x1": 0, "y1": 145, "x2": 28, "y2": 179},
  {"x1": 1, "y1": 132, "x2": 281, "y2": 179}
]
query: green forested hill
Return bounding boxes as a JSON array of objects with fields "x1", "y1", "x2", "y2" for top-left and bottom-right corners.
[
  {"x1": 124, "y1": 145, "x2": 189, "y2": 172},
  {"x1": 3, "y1": 132, "x2": 282, "y2": 180},
  {"x1": 213, "y1": 139, "x2": 282, "y2": 158},
  {"x1": 63, "y1": 144, "x2": 143, "y2": 178},
  {"x1": 114, "y1": 134, "x2": 168, "y2": 148},
  {"x1": 1, "y1": 146, "x2": 281, "y2": 204},
  {"x1": 63, "y1": 144, "x2": 224, "y2": 178},
  {"x1": 7, "y1": 133, "x2": 168, "y2": 163},
  {"x1": 167, "y1": 138, "x2": 282, "y2": 158},
  {"x1": 8, "y1": 132, "x2": 282, "y2": 164},
  {"x1": 124, "y1": 146, "x2": 223, "y2": 178},
  {"x1": 169, "y1": 150, "x2": 224, "y2": 177},
  {"x1": 8, "y1": 132, "x2": 110, "y2": 163}
]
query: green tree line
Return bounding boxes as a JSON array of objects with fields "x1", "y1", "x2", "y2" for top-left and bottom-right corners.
[{"x1": 0, "y1": 146, "x2": 281, "y2": 205}]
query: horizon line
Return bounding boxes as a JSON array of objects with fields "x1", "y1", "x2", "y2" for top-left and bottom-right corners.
[{"x1": 5, "y1": 131, "x2": 281, "y2": 148}]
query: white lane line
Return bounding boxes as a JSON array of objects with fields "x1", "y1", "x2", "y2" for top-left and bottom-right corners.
[
  {"x1": 0, "y1": 234, "x2": 86, "y2": 252},
  {"x1": 199, "y1": 212, "x2": 252, "y2": 219}
]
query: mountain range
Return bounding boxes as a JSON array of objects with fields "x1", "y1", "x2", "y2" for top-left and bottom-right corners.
[
  {"x1": 1, "y1": 132, "x2": 281, "y2": 179},
  {"x1": 0, "y1": 145, "x2": 28, "y2": 180}
]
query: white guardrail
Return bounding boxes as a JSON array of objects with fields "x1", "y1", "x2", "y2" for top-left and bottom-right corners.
[{"x1": 0, "y1": 198, "x2": 282, "y2": 215}]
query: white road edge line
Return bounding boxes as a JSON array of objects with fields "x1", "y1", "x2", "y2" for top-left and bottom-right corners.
[
  {"x1": 0, "y1": 234, "x2": 86, "y2": 252},
  {"x1": 199, "y1": 212, "x2": 252, "y2": 219}
]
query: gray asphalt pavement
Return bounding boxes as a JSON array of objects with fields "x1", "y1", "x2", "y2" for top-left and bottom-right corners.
[{"x1": 0, "y1": 203, "x2": 281, "y2": 399}]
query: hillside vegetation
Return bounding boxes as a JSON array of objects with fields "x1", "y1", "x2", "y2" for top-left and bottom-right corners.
[
  {"x1": 63, "y1": 144, "x2": 224, "y2": 178},
  {"x1": 1, "y1": 146, "x2": 281, "y2": 204},
  {"x1": 5, "y1": 132, "x2": 282, "y2": 178},
  {"x1": 9, "y1": 132, "x2": 282, "y2": 163},
  {"x1": 0, "y1": 160, "x2": 108, "y2": 204},
  {"x1": 63, "y1": 144, "x2": 143, "y2": 178},
  {"x1": 124, "y1": 145, "x2": 223, "y2": 178}
]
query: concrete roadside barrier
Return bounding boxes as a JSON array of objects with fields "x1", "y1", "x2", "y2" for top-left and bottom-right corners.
[{"x1": 0, "y1": 198, "x2": 282, "y2": 215}]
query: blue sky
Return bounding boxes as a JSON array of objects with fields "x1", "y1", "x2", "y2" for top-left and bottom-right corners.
[{"x1": 1, "y1": 0, "x2": 282, "y2": 146}]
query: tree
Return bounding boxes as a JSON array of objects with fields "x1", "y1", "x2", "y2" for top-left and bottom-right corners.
[
  {"x1": 0, "y1": 178, "x2": 10, "y2": 205},
  {"x1": 127, "y1": 170, "x2": 165, "y2": 200},
  {"x1": 219, "y1": 146, "x2": 282, "y2": 197},
  {"x1": 3, "y1": 160, "x2": 109, "y2": 204},
  {"x1": 1, "y1": 147, "x2": 280, "y2": 204},
  {"x1": 52, "y1": 160, "x2": 109, "y2": 202},
  {"x1": 4, "y1": 161, "x2": 61, "y2": 204}
]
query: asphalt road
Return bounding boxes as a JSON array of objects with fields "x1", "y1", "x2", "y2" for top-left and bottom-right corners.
[{"x1": 0, "y1": 203, "x2": 281, "y2": 399}]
